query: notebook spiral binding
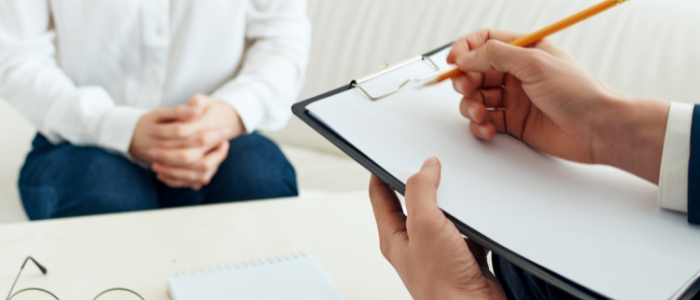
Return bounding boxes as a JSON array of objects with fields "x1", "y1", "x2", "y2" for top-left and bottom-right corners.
[{"x1": 171, "y1": 253, "x2": 308, "y2": 278}]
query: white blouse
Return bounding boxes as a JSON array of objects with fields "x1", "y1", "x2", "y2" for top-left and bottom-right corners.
[{"x1": 0, "y1": 0, "x2": 311, "y2": 155}]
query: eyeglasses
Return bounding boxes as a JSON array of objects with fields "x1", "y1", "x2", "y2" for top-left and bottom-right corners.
[{"x1": 7, "y1": 257, "x2": 145, "y2": 300}]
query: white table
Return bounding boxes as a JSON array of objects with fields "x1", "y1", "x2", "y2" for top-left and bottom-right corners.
[{"x1": 0, "y1": 192, "x2": 411, "y2": 299}]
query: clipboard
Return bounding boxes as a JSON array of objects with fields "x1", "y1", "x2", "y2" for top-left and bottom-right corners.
[{"x1": 292, "y1": 43, "x2": 700, "y2": 300}]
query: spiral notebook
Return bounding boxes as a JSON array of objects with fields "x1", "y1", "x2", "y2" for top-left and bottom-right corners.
[{"x1": 168, "y1": 254, "x2": 346, "y2": 300}]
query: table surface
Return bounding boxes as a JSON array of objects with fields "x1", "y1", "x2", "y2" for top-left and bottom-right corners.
[{"x1": 0, "y1": 191, "x2": 411, "y2": 300}]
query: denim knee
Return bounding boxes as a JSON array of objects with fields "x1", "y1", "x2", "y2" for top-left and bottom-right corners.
[
  {"x1": 205, "y1": 133, "x2": 298, "y2": 202},
  {"x1": 19, "y1": 134, "x2": 158, "y2": 219}
]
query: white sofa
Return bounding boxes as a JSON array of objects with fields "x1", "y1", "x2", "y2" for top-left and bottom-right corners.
[{"x1": 2, "y1": 0, "x2": 699, "y2": 224}]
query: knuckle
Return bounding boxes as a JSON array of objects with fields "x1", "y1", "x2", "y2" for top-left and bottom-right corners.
[
  {"x1": 202, "y1": 156, "x2": 216, "y2": 168},
  {"x1": 194, "y1": 161, "x2": 208, "y2": 172},
  {"x1": 538, "y1": 38, "x2": 557, "y2": 49},
  {"x1": 174, "y1": 126, "x2": 186, "y2": 137},
  {"x1": 191, "y1": 172, "x2": 203, "y2": 182},
  {"x1": 406, "y1": 174, "x2": 429, "y2": 187},
  {"x1": 177, "y1": 151, "x2": 191, "y2": 164},
  {"x1": 161, "y1": 167, "x2": 174, "y2": 176},
  {"x1": 484, "y1": 40, "x2": 502, "y2": 58},
  {"x1": 379, "y1": 241, "x2": 392, "y2": 262},
  {"x1": 180, "y1": 171, "x2": 193, "y2": 181},
  {"x1": 186, "y1": 151, "x2": 199, "y2": 164},
  {"x1": 524, "y1": 51, "x2": 550, "y2": 76},
  {"x1": 196, "y1": 134, "x2": 208, "y2": 146},
  {"x1": 530, "y1": 50, "x2": 550, "y2": 66},
  {"x1": 199, "y1": 171, "x2": 213, "y2": 185},
  {"x1": 219, "y1": 148, "x2": 230, "y2": 160}
]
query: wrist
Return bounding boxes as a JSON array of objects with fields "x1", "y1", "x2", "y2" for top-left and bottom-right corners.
[
  {"x1": 429, "y1": 286, "x2": 503, "y2": 300},
  {"x1": 592, "y1": 92, "x2": 670, "y2": 183},
  {"x1": 416, "y1": 275, "x2": 504, "y2": 300},
  {"x1": 214, "y1": 101, "x2": 246, "y2": 138}
]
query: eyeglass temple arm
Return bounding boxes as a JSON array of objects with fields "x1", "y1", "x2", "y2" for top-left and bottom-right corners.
[
  {"x1": 22, "y1": 257, "x2": 47, "y2": 274},
  {"x1": 7, "y1": 257, "x2": 48, "y2": 300}
]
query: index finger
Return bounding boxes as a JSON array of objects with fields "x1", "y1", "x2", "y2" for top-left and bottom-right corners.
[
  {"x1": 149, "y1": 121, "x2": 205, "y2": 139},
  {"x1": 447, "y1": 29, "x2": 525, "y2": 64},
  {"x1": 153, "y1": 105, "x2": 205, "y2": 122},
  {"x1": 369, "y1": 175, "x2": 407, "y2": 247}
]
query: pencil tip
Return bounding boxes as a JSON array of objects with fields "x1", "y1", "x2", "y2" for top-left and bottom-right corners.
[{"x1": 420, "y1": 78, "x2": 439, "y2": 88}]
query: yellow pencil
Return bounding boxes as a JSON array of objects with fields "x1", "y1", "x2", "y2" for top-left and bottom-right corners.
[{"x1": 422, "y1": 0, "x2": 629, "y2": 87}]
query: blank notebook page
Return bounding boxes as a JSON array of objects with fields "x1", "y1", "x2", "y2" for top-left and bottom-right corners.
[
  {"x1": 307, "y1": 47, "x2": 700, "y2": 300},
  {"x1": 168, "y1": 254, "x2": 346, "y2": 300}
]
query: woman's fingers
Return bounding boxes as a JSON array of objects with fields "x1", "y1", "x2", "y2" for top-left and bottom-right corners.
[
  {"x1": 149, "y1": 121, "x2": 205, "y2": 139},
  {"x1": 149, "y1": 147, "x2": 206, "y2": 166},
  {"x1": 153, "y1": 141, "x2": 229, "y2": 188},
  {"x1": 153, "y1": 164, "x2": 202, "y2": 183},
  {"x1": 155, "y1": 128, "x2": 230, "y2": 149},
  {"x1": 153, "y1": 105, "x2": 205, "y2": 123},
  {"x1": 156, "y1": 173, "x2": 198, "y2": 189},
  {"x1": 148, "y1": 128, "x2": 231, "y2": 166}
]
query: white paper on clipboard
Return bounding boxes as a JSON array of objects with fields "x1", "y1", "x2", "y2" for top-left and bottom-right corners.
[{"x1": 307, "y1": 47, "x2": 700, "y2": 300}]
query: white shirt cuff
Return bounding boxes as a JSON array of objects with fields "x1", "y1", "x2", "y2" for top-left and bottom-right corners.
[
  {"x1": 97, "y1": 106, "x2": 148, "y2": 155},
  {"x1": 211, "y1": 90, "x2": 266, "y2": 134},
  {"x1": 658, "y1": 102, "x2": 694, "y2": 213}
]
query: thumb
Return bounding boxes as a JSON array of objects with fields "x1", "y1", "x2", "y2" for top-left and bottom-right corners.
[
  {"x1": 404, "y1": 157, "x2": 442, "y2": 219},
  {"x1": 455, "y1": 40, "x2": 549, "y2": 82}
]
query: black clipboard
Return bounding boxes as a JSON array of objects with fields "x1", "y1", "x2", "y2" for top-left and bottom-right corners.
[{"x1": 292, "y1": 43, "x2": 700, "y2": 300}]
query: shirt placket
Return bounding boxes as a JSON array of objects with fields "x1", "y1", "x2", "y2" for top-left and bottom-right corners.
[{"x1": 140, "y1": 0, "x2": 170, "y2": 109}]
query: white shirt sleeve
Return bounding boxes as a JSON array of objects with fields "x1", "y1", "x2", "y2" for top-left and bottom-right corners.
[
  {"x1": 210, "y1": 0, "x2": 311, "y2": 133},
  {"x1": 658, "y1": 102, "x2": 695, "y2": 212},
  {"x1": 0, "y1": 0, "x2": 146, "y2": 155}
]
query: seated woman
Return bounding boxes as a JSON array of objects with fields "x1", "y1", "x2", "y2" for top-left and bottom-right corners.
[{"x1": 0, "y1": 0, "x2": 310, "y2": 220}]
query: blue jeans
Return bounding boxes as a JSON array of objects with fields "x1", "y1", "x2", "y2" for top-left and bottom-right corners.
[{"x1": 19, "y1": 133, "x2": 297, "y2": 220}]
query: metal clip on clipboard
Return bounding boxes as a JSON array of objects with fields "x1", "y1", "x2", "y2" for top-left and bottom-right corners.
[
  {"x1": 351, "y1": 52, "x2": 507, "y2": 112},
  {"x1": 351, "y1": 55, "x2": 441, "y2": 101}
]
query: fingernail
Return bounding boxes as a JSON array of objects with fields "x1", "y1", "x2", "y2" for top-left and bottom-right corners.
[
  {"x1": 468, "y1": 107, "x2": 476, "y2": 120},
  {"x1": 454, "y1": 83, "x2": 463, "y2": 94},
  {"x1": 456, "y1": 51, "x2": 475, "y2": 67},
  {"x1": 480, "y1": 126, "x2": 489, "y2": 137},
  {"x1": 421, "y1": 157, "x2": 438, "y2": 170}
]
